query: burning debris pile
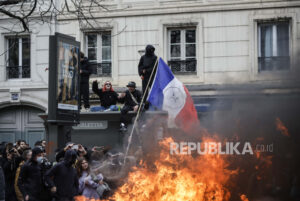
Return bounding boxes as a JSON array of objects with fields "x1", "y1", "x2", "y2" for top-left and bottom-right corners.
[
  {"x1": 108, "y1": 137, "x2": 237, "y2": 201},
  {"x1": 75, "y1": 128, "x2": 255, "y2": 201},
  {"x1": 75, "y1": 116, "x2": 299, "y2": 201}
]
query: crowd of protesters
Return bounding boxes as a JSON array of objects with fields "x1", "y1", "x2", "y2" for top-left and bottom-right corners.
[{"x1": 0, "y1": 140, "x2": 118, "y2": 201}]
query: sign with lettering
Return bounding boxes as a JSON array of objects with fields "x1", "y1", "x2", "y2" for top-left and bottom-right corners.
[{"x1": 73, "y1": 121, "x2": 108, "y2": 130}]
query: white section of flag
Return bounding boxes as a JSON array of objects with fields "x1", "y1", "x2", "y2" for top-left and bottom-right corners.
[{"x1": 162, "y1": 78, "x2": 187, "y2": 127}]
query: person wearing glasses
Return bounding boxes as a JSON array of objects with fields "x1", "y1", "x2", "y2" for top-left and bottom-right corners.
[{"x1": 92, "y1": 80, "x2": 119, "y2": 112}]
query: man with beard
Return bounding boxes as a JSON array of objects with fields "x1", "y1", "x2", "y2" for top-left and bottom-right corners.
[
  {"x1": 138, "y1": 45, "x2": 158, "y2": 101},
  {"x1": 45, "y1": 149, "x2": 79, "y2": 201},
  {"x1": 17, "y1": 147, "x2": 44, "y2": 201}
]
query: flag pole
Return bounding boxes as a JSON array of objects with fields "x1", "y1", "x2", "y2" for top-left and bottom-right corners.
[{"x1": 123, "y1": 57, "x2": 159, "y2": 164}]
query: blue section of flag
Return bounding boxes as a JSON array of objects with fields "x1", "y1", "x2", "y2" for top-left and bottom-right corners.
[{"x1": 147, "y1": 58, "x2": 174, "y2": 109}]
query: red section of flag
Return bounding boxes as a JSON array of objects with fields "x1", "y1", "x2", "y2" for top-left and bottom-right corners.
[{"x1": 175, "y1": 85, "x2": 199, "y2": 133}]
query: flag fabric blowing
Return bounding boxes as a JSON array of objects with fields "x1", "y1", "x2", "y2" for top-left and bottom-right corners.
[{"x1": 147, "y1": 58, "x2": 199, "y2": 132}]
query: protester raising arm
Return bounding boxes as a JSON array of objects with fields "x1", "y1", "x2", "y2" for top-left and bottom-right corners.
[
  {"x1": 55, "y1": 142, "x2": 74, "y2": 162},
  {"x1": 92, "y1": 80, "x2": 102, "y2": 97}
]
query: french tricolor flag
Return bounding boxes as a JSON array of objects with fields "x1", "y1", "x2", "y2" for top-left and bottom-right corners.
[{"x1": 147, "y1": 58, "x2": 199, "y2": 132}]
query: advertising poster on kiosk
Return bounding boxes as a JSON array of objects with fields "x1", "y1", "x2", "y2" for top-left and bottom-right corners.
[
  {"x1": 48, "y1": 33, "x2": 80, "y2": 123},
  {"x1": 57, "y1": 42, "x2": 79, "y2": 111}
]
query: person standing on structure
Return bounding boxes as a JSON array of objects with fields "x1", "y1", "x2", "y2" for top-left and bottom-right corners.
[{"x1": 138, "y1": 45, "x2": 157, "y2": 101}]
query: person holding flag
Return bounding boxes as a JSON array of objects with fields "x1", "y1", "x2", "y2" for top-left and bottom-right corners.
[{"x1": 123, "y1": 57, "x2": 199, "y2": 163}]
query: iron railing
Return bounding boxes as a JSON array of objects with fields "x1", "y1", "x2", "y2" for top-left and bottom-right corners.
[
  {"x1": 168, "y1": 59, "x2": 197, "y2": 74},
  {"x1": 90, "y1": 62, "x2": 111, "y2": 77},
  {"x1": 6, "y1": 65, "x2": 30, "y2": 79},
  {"x1": 258, "y1": 56, "x2": 290, "y2": 72}
]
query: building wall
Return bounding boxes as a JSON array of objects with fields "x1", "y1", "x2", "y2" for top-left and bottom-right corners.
[
  {"x1": 0, "y1": 0, "x2": 299, "y2": 109},
  {"x1": 57, "y1": 0, "x2": 300, "y2": 87},
  {"x1": 0, "y1": 20, "x2": 51, "y2": 110}
]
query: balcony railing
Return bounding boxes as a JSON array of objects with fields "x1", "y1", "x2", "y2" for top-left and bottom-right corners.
[
  {"x1": 168, "y1": 59, "x2": 197, "y2": 74},
  {"x1": 90, "y1": 62, "x2": 112, "y2": 77},
  {"x1": 6, "y1": 65, "x2": 30, "y2": 79},
  {"x1": 258, "y1": 56, "x2": 290, "y2": 72}
]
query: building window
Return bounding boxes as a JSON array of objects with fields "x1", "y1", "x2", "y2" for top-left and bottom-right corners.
[
  {"x1": 258, "y1": 20, "x2": 290, "y2": 72},
  {"x1": 86, "y1": 32, "x2": 111, "y2": 76},
  {"x1": 6, "y1": 36, "x2": 30, "y2": 79},
  {"x1": 168, "y1": 28, "x2": 196, "y2": 74}
]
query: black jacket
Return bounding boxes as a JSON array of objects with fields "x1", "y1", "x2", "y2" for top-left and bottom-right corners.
[
  {"x1": 0, "y1": 166, "x2": 5, "y2": 200},
  {"x1": 2, "y1": 156, "x2": 22, "y2": 199},
  {"x1": 45, "y1": 150, "x2": 79, "y2": 199},
  {"x1": 17, "y1": 160, "x2": 43, "y2": 199},
  {"x1": 92, "y1": 81, "x2": 119, "y2": 108},
  {"x1": 119, "y1": 89, "x2": 142, "y2": 107},
  {"x1": 80, "y1": 57, "x2": 92, "y2": 83},
  {"x1": 138, "y1": 45, "x2": 157, "y2": 79}
]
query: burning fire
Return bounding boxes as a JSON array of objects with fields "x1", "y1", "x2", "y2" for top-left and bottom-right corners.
[
  {"x1": 75, "y1": 136, "x2": 265, "y2": 201},
  {"x1": 275, "y1": 118, "x2": 290, "y2": 137},
  {"x1": 102, "y1": 137, "x2": 240, "y2": 201},
  {"x1": 240, "y1": 194, "x2": 249, "y2": 201}
]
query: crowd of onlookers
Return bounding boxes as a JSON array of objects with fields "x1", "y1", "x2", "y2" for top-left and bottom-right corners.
[{"x1": 0, "y1": 140, "x2": 122, "y2": 201}]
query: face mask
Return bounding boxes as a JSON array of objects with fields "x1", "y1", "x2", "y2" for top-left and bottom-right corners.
[{"x1": 36, "y1": 156, "x2": 43, "y2": 164}]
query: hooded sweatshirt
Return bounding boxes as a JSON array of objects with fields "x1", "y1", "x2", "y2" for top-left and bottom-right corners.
[
  {"x1": 80, "y1": 57, "x2": 92, "y2": 83},
  {"x1": 45, "y1": 150, "x2": 79, "y2": 198},
  {"x1": 138, "y1": 45, "x2": 158, "y2": 79}
]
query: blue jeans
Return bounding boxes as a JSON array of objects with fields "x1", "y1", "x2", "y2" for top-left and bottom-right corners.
[{"x1": 90, "y1": 105, "x2": 118, "y2": 112}]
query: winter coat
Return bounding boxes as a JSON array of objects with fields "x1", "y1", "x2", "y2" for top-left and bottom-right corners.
[
  {"x1": 92, "y1": 81, "x2": 119, "y2": 108},
  {"x1": 0, "y1": 166, "x2": 5, "y2": 201},
  {"x1": 119, "y1": 89, "x2": 142, "y2": 107},
  {"x1": 17, "y1": 160, "x2": 43, "y2": 200},
  {"x1": 138, "y1": 45, "x2": 158, "y2": 79},
  {"x1": 0, "y1": 157, "x2": 6, "y2": 168},
  {"x1": 80, "y1": 57, "x2": 92, "y2": 83},
  {"x1": 3, "y1": 156, "x2": 22, "y2": 201},
  {"x1": 14, "y1": 161, "x2": 25, "y2": 201},
  {"x1": 45, "y1": 150, "x2": 79, "y2": 199},
  {"x1": 78, "y1": 171, "x2": 103, "y2": 199}
]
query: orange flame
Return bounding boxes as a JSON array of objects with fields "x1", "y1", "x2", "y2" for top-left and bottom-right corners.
[
  {"x1": 102, "y1": 137, "x2": 240, "y2": 201},
  {"x1": 275, "y1": 118, "x2": 290, "y2": 137},
  {"x1": 240, "y1": 194, "x2": 249, "y2": 201},
  {"x1": 75, "y1": 196, "x2": 100, "y2": 201}
]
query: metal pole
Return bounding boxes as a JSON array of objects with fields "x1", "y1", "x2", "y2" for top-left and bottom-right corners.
[{"x1": 123, "y1": 57, "x2": 159, "y2": 163}]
